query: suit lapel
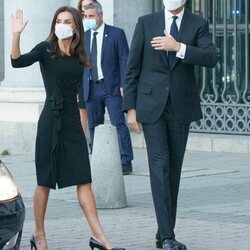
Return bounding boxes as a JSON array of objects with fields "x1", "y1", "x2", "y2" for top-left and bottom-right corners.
[
  {"x1": 85, "y1": 30, "x2": 91, "y2": 58},
  {"x1": 84, "y1": 30, "x2": 91, "y2": 79},
  {"x1": 101, "y1": 24, "x2": 109, "y2": 63},
  {"x1": 170, "y1": 11, "x2": 190, "y2": 70},
  {"x1": 151, "y1": 10, "x2": 169, "y2": 68},
  {"x1": 152, "y1": 10, "x2": 165, "y2": 37},
  {"x1": 178, "y1": 11, "x2": 192, "y2": 43}
]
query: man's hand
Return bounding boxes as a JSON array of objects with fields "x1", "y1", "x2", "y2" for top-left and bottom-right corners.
[
  {"x1": 150, "y1": 31, "x2": 181, "y2": 52},
  {"x1": 127, "y1": 109, "x2": 141, "y2": 133}
]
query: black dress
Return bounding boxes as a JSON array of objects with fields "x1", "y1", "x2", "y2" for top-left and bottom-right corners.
[{"x1": 11, "y1": 41, "x2": 91, "y2": 189}]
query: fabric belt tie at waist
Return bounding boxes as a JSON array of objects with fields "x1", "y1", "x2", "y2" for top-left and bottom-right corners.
[
  {"x1": 49, "y1": 87, "x2": 65, "y2": 188},
  {"x1": 49, "y1": 87, "x2": 64, "y2": 115}
]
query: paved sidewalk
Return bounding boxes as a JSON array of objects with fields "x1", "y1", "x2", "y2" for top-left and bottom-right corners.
[{"x1": 2, "y1": 148, "x2": 250, "y2": 250}]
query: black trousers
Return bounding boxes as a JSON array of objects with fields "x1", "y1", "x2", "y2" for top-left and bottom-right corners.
[{"x1": 142, "y1": 99, "x2": 190, "y2": 239}]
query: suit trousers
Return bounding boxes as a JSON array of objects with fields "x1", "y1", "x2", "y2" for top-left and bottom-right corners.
[
  {"x1": 86, "y1": 81, "x2": 133, "y2": 166},
  {"x1": 142, "y1": 99, "x2": 190, "y2": 239}
]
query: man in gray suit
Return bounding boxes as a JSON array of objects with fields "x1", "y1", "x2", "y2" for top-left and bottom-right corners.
[{"x1": 122, "y1": 0, "x2": 218, "y2": 249}]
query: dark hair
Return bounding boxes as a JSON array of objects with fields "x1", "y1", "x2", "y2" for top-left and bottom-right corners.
[
  {"x1": 46, "y1": 6, "x2": 89, "y2": 66},
  {"x1": 77, "y1": 0, "x2": 97, "y2": 18}
]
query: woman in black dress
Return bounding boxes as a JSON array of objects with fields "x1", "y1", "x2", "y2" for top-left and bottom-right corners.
[{"x1": 11, "y1": 7, "x2": 124, "y2": 250}]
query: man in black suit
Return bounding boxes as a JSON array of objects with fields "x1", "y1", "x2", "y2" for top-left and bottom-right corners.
[{"x1": 122, "y1": 0, "x2": 218, "y2": 249}]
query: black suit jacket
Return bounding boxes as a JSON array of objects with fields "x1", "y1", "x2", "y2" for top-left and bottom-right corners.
[{"x1": 122, "y1": 10, "x2": 218, "y2": 124}]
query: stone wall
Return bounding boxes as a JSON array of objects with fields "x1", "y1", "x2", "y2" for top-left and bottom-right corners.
[
  {"x1": 0, "y1": 1, "x2": 4, "y2": 82},
  {"x1": 113, "y1": 0, "x2": 154, "y2": 46}
]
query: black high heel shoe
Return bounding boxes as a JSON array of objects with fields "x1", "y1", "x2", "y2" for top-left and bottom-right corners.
[
  {"x1": 30, "y1": 235, "x2": 37, "y2": 250},
  {"x1": 89, "y1": 237, "x2": 125, "y2": 250}
]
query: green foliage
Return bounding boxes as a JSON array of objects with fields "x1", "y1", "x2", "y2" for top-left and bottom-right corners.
[{"x1": 1, "y1": 150, "x2": 10, "y2": 156}]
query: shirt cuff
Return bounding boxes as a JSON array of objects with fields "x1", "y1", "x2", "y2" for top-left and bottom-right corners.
[{"x1": 176, "y1": 43, "x2": 186, "y2": 59}]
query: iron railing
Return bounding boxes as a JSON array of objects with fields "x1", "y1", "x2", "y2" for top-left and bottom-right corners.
[{"x1": 190, "y1": 0, "x2": 250, "y2": 134}]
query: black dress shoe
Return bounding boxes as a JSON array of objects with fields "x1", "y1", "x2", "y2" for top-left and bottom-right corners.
[
  {"x1": 156, "y1": 238, "x2": 162, "y2": 248},
  {"x1": 122, "y1": 164, "x2": 132, "y2": 175},
  {"x1": 173, "y1": 239, "x2": 187, "y2": 250},
  {"x1": 156, "y1": 238, "x2": 186, "y2": 249},
  {"x1": 162, "y1": 239, "x2": 175, "y2": 250}
]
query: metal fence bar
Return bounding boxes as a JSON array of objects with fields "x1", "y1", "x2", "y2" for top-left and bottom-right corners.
[
  {"x1": 243, "y1": 0, "x2": 249, "y2": 104},
  {"x1": 212, "y1": 0, "x2": 218, "y2": 102},
  {"x1": 233, "y1": 0, "x2": 240, "y2": 103},
  {"x1": 221, "y1": 0, "x2": 228, "y2": 103}
]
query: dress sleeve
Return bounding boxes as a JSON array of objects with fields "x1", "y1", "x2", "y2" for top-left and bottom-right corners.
[
  {"x1": 78, "y1": 78, "x2": 86, "y2": 109},
  {"x1": 11, "y1": 41, "x2": 47, "y2": 68}
]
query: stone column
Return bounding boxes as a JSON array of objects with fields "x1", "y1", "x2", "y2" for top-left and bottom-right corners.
[
  {"x1": 70, "y1": 0, "x2": 79, "y2": 11},
  {"x1": 0, "y1": 0, "x2": 69, "y2": 154},
  {"x1": 0, "y1": 1, "x2": 4, "y2": 82},
  {"x1": 153, "y1": 0, "x2": 163, "y2": 12},
  {"x1": 114, "y1": 0, "x2": 154, "y2": 45},
  {"x1": 99, "y1": 0, "x2": 114, "y2": 26}
]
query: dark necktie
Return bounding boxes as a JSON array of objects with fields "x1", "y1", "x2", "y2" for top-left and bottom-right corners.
[
  {"x1": 91, "y1": 31, "x2": 98, "y2": 82},
  {"x1": 168, "y1": 16, "x2": 178, "y2": 68}
]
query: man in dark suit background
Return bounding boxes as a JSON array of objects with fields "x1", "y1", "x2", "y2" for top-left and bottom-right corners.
[
  {"x1": 123, "y1": 0, "x2": 218, "y2": 249},
  {"x1": 82, "y1": 2, "x2": 133, "y2": 174}
]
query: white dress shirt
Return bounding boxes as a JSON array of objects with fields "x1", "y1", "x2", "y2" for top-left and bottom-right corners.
[
  {"x1": 164, "y1": 8, "x2": 186, "y2": 59},
  {"x1": 90, "y1": 22, "x2": 105, "y2": 80}
]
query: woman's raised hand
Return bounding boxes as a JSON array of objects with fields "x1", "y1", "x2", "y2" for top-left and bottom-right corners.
[{"x1": 12, "y1": 9, "x2": 28, "y2": 35}]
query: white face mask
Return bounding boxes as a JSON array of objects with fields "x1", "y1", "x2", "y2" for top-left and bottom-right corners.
[
  {"x1": 163, "y1": 0, "x2": 186, "y2": 11},
  {"x1": 55, "y1": 23, "x2": 74, "y2": 40}
]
